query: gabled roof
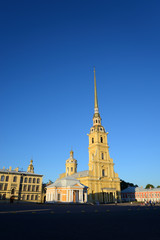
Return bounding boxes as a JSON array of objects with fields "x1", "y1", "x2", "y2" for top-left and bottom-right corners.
[
  {"x1": 121, "y1": 187, "x2": 136, "y2": 193},
  {"x1": 0, "y1": 169, "x2": 43, "y2": 176},
  {"x1": 136, "y1": 187, "x2": 160, "y2": 192},
  {"x1": 121, "y1": 186, "x2": 160, "y2": 193}
]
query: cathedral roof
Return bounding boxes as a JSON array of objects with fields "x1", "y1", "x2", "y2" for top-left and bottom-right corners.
[
  {"x1": 71, "y1": 170, "x2": 89, "y2": 178},
  {"x1": 47, "y1": 175, "x2": 88, "y2": 188}
]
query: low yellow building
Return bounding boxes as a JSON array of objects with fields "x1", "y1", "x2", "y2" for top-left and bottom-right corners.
[
  {"x1": 0, "y1": 160, "x2": 43, "y2": 203},
  {"x1": 48, "y1": 69, "x2": 121, "y2": 204}
]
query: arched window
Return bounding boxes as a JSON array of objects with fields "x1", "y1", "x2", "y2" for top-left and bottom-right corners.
[
  {"x1": 37, "y1": 178, "x2": 40, "y2": 184},
  {"x1": 11, "y1": 188, "x2": 15, "y2": 195},
  {"x1": 100, "y1": 137, "x2": 103, "y2": 143},
  {"x1": 23, "y1": 185, "x2": 27, "y2": 191},
  {"x1": 101, "y1": 152, "x2": 104, "y2": 160},
  {"x1": 13, "y1": 176, "x2": 17, "y2": 182},
  {"x1": 35, "y1": 195, "x2": 38, "y2": 201},
  {"x1": 1, "y1": 175, "x2": 5, "y2": 181},
  {"x1": 102, "y1": 169, "x2": 105, "y2": 177},
  {"x1": 96, "y1": 120, "x2": 97, "y2": 123},
  {"x1": 24, "y1": 177, "x2": 27, "y2": 183},
  {"x1": 6, "y1": 176, "x2": 9, "y2": 181},
  {"x1": 33, "y1": 178, "x2": 36, "y2": 183},
  {"x1": 36, "y1": 186, "x2": 39, "y2": 192},
  {"x1": 31, "y1": 195, "x2": 34, "y2": 200},
  {"x1": 32, "y1": 185, "x2": 35, "y2": 191},
  {"x1": 92, "y1": 138, "x2": 94, "y2": 143},
  {"x1": 28, "y1": 185, "x2": 31, "y2": 191},
  {"x1": 29, "y1": 178, "x2": 32, "y2": 183}
]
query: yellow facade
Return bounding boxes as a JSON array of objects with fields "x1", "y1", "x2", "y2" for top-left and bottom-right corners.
[
  {"x1": 0, "y1": 160, "x2": 43, "y2": 203},
  {"x1": 59, "y1": 69, "x2": 121, "y2": 203}
]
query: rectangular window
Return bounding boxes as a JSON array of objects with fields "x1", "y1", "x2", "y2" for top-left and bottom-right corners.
[
  {"x1": 27, "y1": 195, "x2": 30, "y2": 200},
  {"x1": 28, "y1": 185, "x2": 31, "y2": 191},
  {"x1": 92, "y1": 138, "x2": 94, "y2": 143},
  {"x1": 57, "y1": 194, "x2": 60, "y2": 201},
  {"x1": 71, "y1": 167, "x2": 73, "y2": 172},
  {"x1": 0, "y1": 184, "x2": 3, "y2": 190},
  {"x1": 36, "y1": 186, "x2": 39, "y2": 192},
  {"x1": 4, "y1": 184, "x2": 8, "y2": 190}
]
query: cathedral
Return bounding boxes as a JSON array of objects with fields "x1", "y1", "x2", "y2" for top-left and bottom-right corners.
[{"x1": 46, "y1": 69, "x2": 121, "y2": 203}]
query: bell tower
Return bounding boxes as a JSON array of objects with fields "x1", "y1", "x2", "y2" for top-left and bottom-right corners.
[
  {"x1": 65, "y1": 150, "x2": 77, "y2": 176},
  {"x1": 88, "y1": 68, "x2": 114, "y2": 179}
]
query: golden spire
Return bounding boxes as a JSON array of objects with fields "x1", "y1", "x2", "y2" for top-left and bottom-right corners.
[
  {"x1": 27, "y1": 159, "x2": 34, "y2": 173},
  {"x1": 70, "y1": 149, "x2": 74, "y2": 158},
  {"x1": 94, "y1": 67, "x2": 99, "y2": 115},
  {"x1": 93, "y1": 68, "x2": 101, "y2": 126}
]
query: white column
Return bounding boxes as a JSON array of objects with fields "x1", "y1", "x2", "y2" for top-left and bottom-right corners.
[
  {"x1": 79, "y1": 190, "x2": 81, "y2": 202},
  {"x1": 52, "y1": 193, "x2": 54, "y2": 202},
  {"x1": 69, "y1": 190, "x2": 71, "y2": 202},
  {"x1": 79, "y1": 190, "x2": 83, "y2": 202},
  {"x1": 48, "y1": 193, "x2": 50, "y2": 201},
  {"x1": 70, "y1": 190, "x2": 72, "y2": 202},
  {"x1": 51, "y1": 193, "x2": 53, "y2": 201},
  {"x1": 66, "y1": 190, "x2": 68, "y2": 202},
  {"x1": 55, "y1": 189, "x2": 57, "y2": 201},
  {"x1": 71, "y1": 190, "x2": 73, "y2": 202}
]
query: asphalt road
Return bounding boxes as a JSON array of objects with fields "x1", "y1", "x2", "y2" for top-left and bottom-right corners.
[{"x1": 0, "y1": 203, "x2": 160, "y2": 240}]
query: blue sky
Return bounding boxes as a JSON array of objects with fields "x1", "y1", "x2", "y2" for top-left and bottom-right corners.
[{"x1": 0, "y1": 0, "x2": 160, "y2": 187}]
